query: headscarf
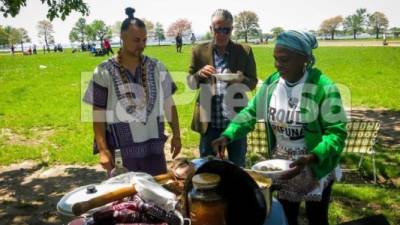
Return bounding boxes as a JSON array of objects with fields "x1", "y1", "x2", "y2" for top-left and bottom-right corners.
[{"x1": 275, "y1": 30, "x2": 318, "y2": 68}]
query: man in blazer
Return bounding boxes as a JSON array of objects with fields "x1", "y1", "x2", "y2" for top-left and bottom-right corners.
[{"x1": 186, "y1": 9, "x2": 258, "y2": 166}]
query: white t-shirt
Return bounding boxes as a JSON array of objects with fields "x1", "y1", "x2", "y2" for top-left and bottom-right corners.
[
  {"x1": 269, "y1": 72, "x2": 308, "y2": 158},
  {"x1": 268, "y1": 72, "x2": 340, "y2": 201}
]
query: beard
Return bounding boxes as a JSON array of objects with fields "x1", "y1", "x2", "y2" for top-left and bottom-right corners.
[{"x1": 125, "y1": 48, "x2": 144, "y2": 58}]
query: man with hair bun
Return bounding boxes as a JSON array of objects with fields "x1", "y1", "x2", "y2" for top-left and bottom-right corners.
[{"x1": 84, "y1": 7, "x2": 182, "y2": 176}]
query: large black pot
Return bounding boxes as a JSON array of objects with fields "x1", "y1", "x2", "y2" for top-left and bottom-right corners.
[{"x1": 187, "y1": 160, "x2": 267, "y2": 225}]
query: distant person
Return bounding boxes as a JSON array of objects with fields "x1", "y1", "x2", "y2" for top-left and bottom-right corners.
[
  {"x1": 81, "y1": 42, "x2": 86, "y2": 51},
  {"x1": 57, "y1": 43, "x2": 63, "y2": 52},
  {"x1": 28, "y1": 47, "x2": 32, "y2": 55},
  {"x1": 190, "y1": 33, "x2": 197, "y2": 45},
  {"x1": 383, "y1": 33, "x2": 388, "y2": 46},
  {"x1": 11, "y1": 45, "x2": 15, "y2": 54},
  {"x1": 54, "y1": 45, "x2": 57, "y2": 52},
  {"x1": 175, "y1": 33, "x2": 183, "y2": 53},
  {"x1": 47, "y1": 46, "x2": 51, "y2": 53},
  {"x1": 33, "y1": 44, "x2": 37, "y2": 54},
  {"x1": 103, "y1": 39, "x2": 114, "y2": 55}
]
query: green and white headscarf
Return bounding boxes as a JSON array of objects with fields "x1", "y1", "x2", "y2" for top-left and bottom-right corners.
[{"x1": 275, "y1": 30, "x2": 318, "y2": 68}]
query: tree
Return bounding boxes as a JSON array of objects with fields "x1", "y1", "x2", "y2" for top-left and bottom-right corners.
[
  {"x1": 319, "y1": 16, "x2": 343, "y2": 40},
  {"x1": 233, "y1": 11, "x2": 260, "y2": 43},
  {"x1": 343, "y1": 8, "x2": 367, "y2": 39},
  {"x1": 0, "y1": 26, "x2": 8, "y2": 46},
  {"x1": 368, "y1": 11, "x2": 389, "y2": 39},
  {"x1": 270, "y1": 27, "x2": 284, "y2": 38},
  {"x1": 142, "y1": 18, "x2": 155, "y2": 39},
  {"x1": 202, "y1": 32, "x2": 212, "y2": 41},
  {"x1": 166, "y1": 19, "x2": 192, "y2": 38},
  {"x1": 37, "y1": 20, "x2": 55, "y2": 49},
  {"x1": 3, "y1": 26, "x2": 19, "y2": 46},
  {"x1": 154, "y1": 22, "x2": 165, "y2": 45},
  {"x1": 112, "y1": 21, "x2": 122, "y2": 38},
  {"x1": 18, "y1": 28, "x2": 30, "y2": 51},
  {"x1": 1, "y1": 0, "x2": 89, "y2": 20},
  {"x1": 111, "y1": 21, "x2": 122, "y2": 45},
  {"x1": 69, "y1": 18, "x2": 88, "y2": 43},
  {"x1": 390, "y1": 27, "x2": 400, "y2": 38},
  {"x1": 87, "y1": 20, "x2": 111, "y2": 43}
]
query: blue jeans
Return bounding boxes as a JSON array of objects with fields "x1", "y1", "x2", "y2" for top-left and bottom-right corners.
[
  {"x1": 264, "y1": 198, "x2": 288, "y2": 225},
  {"x1": 199, "y1": 127, "x2": 247, "y2": 167}
]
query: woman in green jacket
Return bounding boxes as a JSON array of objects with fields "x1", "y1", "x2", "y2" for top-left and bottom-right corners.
[{"x1": 212, "y1": 30, "x2": 347, "y2": 225}]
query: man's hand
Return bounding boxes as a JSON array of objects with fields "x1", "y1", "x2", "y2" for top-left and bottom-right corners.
[
  {"x1": 279, "y1": 154, "x2": 318, "y2": 180},
  {"x1": 170, "y1": 135, "x2": 182, "y2": 159},
  {"x1": 211, "y1": 136, "x2": 229, "y2": 160},
  {"x1": 199, "y1": 65, "x2": 217, "y2": 78},
  {"x1": 99, "y1": 149, "x2": 114, "y2": 174}
]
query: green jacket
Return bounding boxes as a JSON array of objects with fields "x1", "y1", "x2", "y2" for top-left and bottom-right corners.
[{"x1": 223, "y1": 68, "x2": 347, "y2": 179}]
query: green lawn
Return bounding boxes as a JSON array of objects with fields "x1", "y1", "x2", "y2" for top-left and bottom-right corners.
[
  {"x1": 1, "y1": 45, "x2": 399, "y2": 164},
  {"x1": 0, "y1": 45, "x2": 399, "y2": 224}
]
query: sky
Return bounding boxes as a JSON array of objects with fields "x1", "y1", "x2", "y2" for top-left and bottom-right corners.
[{"x1": 2, "y1": 0, "x2": 400, "y2": 45}]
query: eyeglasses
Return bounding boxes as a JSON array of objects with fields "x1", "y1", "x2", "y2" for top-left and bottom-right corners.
[{"x1": 212, "y1": 27, "x2": 232, "y2": 35}]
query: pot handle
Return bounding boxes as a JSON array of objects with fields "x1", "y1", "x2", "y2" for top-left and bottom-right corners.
[{"x1": 72, "y1": 185, "x2": 136, "y2": 216}]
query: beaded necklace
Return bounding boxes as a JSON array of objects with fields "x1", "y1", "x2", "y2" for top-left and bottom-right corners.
[{"x1": 116, "y1": 48, "x2": 148, "y2": 110}]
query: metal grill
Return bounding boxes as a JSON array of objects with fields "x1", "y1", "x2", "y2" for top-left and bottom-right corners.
[
  {"x1": 247, "y1": 120, "x2": 268, "y2": 155},
  {"x1": 344, "y1": 120, "x2": 380, "y2": 154}
]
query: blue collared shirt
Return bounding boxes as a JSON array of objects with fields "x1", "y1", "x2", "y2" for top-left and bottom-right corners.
[{"x1": 211, "y1": 48, "x2": 229, "y2": 128}]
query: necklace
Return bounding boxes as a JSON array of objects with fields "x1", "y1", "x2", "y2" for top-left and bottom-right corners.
[
  {"x1": 116, "y1": 49, "x2": 148, "y2": 112},
  {"x1": 283, "y1": 71, "x2": 308, "y2": 109}
]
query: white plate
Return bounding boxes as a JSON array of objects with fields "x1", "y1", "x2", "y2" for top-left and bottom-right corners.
[
  {"x1": 251, "y1": 159, "x2": 293, "y2": 178},
  {"x1": 213, "y1": 73, "x2": 240, "y2": 81}
]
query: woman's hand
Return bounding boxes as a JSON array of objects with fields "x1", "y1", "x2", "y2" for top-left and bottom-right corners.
[
  {"x1": 99, "y1": 149, "x2": 114, "y2": 174},
  {"x1": 211, "y1": 136, "x2": 229, "y2": 160},
  {"x1": 280, "y1": 154, "x2": 318, "y2": 180},
  {"x1": 170, "y1": 135, "x2": 182, "y2": 159}
]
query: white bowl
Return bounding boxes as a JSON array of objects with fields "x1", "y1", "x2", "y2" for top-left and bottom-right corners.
[
  {"x1": 213, "y1": 73, "x2": 240, "y2": 81},
  {"x1": 251, "y1": 159, "x2": 293, "y2": 178}
]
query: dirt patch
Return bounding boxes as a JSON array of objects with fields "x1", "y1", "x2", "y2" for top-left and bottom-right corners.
[
  {"x1": 0, "y1": 161, "x2": 106, "y2": 225},
  {"x1": 0, "y1": 127, "x2": 56, "y2": 147}
]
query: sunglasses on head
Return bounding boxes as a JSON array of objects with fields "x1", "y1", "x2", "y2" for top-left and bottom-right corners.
[{"x1": 213, "y1": 27, "x2": 232, "y2": 34}]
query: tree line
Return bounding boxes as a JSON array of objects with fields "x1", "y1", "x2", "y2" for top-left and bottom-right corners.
[
  {"x1": 319, "y1": 8, "x2": 399, "y2": 40},
  {"x1": 2, "y1": 2, "x2": 400, "y2": 49}
]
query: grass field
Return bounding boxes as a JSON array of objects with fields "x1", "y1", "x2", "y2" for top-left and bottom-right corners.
[
  {"x1": 1, "y1": 45, "x2": 399, "y2": 164},
  {"x1": 0, "y1": 45, "x2": 399, "y2": 224}
]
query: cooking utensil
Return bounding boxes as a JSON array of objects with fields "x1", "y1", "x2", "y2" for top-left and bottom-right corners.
[
  {"x1": 58, "y1": 183, "x2": 135, "y2": 217},
  {"x1": 58, "y1": 172, "x2": 177, "y2": 217}
]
